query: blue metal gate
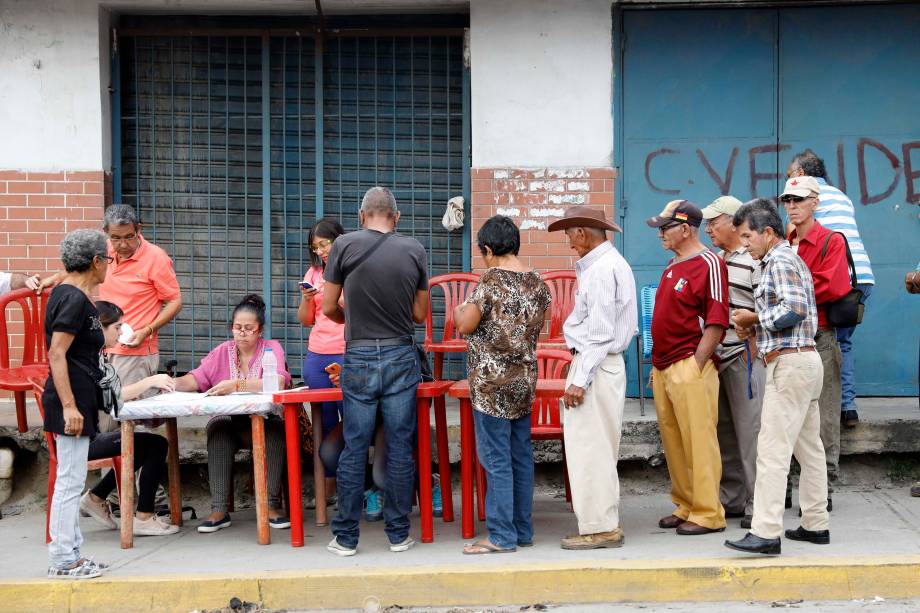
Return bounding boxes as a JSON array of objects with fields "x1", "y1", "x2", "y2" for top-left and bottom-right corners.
[
  {"x1": 115, "y1": 29, "x2": 469, "y2": 377},
  {"x1": 617, "y1": 4, "x2": 920, "y2": 396}
]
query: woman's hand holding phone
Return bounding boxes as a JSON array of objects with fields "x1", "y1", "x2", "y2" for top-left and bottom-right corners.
[{"x1": 325, "y1": 362, "x2": 341, "y2": 387}]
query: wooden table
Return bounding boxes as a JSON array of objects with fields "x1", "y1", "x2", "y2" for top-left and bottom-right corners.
[
  {"x1": 448, "y1": 378, "x2": 567, "y2": 539},
  {"x1": 118, "y1": 392, "x2": 276, "y2": 549},
  {"x1": 273, "y1": 380, "x2": 455, "y2": 547}
]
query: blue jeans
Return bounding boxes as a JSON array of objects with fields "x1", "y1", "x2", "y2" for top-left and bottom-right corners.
[
  {"x1": 836, "y1": 283, "x2": 873, "y2": 411},
  {"x1": 473, "y1": 410, "x2": 534, "y2": 549},
  {"x1": 48, "y1": 434, "x2": 90, "y2": 568},
  {"x1": 303, "y1": 351, "x2": 344, "y2": 476},
  {"x1": 332, "y1": 344, "x2": 420, "y2": 548}
]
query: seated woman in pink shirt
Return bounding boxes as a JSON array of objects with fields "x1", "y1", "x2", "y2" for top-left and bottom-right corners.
[{"x1": 175, "y1": 294, "x2": 292, "y2": 533}]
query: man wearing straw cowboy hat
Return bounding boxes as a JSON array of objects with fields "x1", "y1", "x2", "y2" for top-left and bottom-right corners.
[{"x1": 547, "y1": 206, "x2": 637, "y2": 550}]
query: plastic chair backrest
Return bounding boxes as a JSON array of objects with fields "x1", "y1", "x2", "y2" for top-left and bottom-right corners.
[
  {"x1": 0, "y1": 288, "x2": 51, "y2": 370},
  {"x1": 640, "y1": 284, "x2": 657, "y2": 359},
  {"x1": 425, "y1": 272, "x2": 480, "y2": 344},
  {"x1": 531, "y1": 349, "x2": 572, "y2": 428},
  {"x1": 30, "y1": 380, "x2": 57, "y2": 463},
  {"x1": 541, "y1": 270, "x2": 577, "y2": 340}
]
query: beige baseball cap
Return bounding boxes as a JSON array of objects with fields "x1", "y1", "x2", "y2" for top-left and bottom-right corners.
[
  {"x1": 781, "y1": 176, "x2": 821, "y2": 198},
  {"x1": 701, "y1": 195, "x2": 744, "y2": 220}
]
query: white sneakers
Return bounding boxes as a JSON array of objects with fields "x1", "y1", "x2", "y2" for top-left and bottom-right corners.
[
  {"x1": 79, "y1": 491, "x2": 178, "y2": 535},
  {"x1": 133, "y1": 515, "x2": 180, "y2": 536},
  {"x1": 80, "y1": 491, "x2": 116, "y2": 529}
]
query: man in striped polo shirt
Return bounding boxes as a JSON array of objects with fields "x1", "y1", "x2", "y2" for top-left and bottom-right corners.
[
  {"x1": 788, "y1": 150, "x2": 874, "y2": 428},
  {"x1": 702, "y1": 196, "x2": 765, "y2": 531}
]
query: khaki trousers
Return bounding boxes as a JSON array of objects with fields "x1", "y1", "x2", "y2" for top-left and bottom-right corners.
[
  {"x1": 563, "y1": 353, "x2": 626, "y2": 535},
  {"x1": 751, "y1": 350, "x2": 828, "y2": 539},
  {"x1": 717, "y1": 353, "x2": 765, "y2": 516},
  {"x1": 98, "y1": 353, "x2": 160, "y2": 433},
  {"x1": 652, "y1": 356, "x2": 725, "y2": 529},
  {"x1": 815, "y1": 329, "x2": 842, "y2": 479}
]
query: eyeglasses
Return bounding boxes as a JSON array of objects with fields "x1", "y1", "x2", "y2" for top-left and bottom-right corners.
[
  {"x1": 109, "y1": 233, "x2": 138, "y2": 245},
  {"x1": 659, "y1": 222, "x2": 684, "y2": 232},
  {"x1": 311, "y1": 239, "x2": 333, "y2": 253},
  {"x1": 96, "y1": 255, "x2": 114, "y2": 263},
  {"x1": 230, "y1": 325, "x2": 260, "y2": 336}
]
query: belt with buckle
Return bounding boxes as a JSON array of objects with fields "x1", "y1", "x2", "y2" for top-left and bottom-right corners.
[
  {"x1": 346, "y1": 336, "x2": 414, "y2": 350},
  {"x1": 761, "y1": 345, "x2": 816, "y2": 366}
]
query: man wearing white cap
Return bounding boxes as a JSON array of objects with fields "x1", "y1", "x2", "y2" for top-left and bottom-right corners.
[
  {"x1": 702, "y1": 196, "x2": 765, "y2": 530},
  {"x1": 782, "y1": 176, "x2": 851, "y2": 510}
]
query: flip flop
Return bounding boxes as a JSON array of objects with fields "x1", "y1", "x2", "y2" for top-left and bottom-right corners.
[{"x1": 462, "y1": 540, "x2": 516, "y2": 555}]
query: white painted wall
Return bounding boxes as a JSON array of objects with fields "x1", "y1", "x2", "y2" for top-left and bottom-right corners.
[
  {"x1": 0, "y1": 0, "x2": 110, "y2": 170},
  {"x1": 470, "y1": 0, "x2": 613, "y2": 168}
]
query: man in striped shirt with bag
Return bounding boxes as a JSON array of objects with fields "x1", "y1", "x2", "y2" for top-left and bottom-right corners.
[
  {"x1": 702, "y1": 196, "x2": 765, "y2": 531},
  {"x1": 788, "y1": 150, "x2": 874, "y2": 428}
]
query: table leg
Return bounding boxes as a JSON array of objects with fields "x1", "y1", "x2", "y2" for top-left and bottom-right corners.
[
  {"x1": 417, "y1": 396, "x2": 433, "y2": 543},
  {"x1": 459, "y1": 398, "x2": 475, "y2": 539},
  {"x1": 310, "y1": 402, "x2": 327, "y2": 528},
  {"x1": 433, "y1": 395, "x2": 454, "y2": 523},
  {"x1": 251, "y1": 414, "x2": 270, "y2": 546},
  {"x1": 120, "y1": 420, "x2": 135, "y2": 549},
  {"x1": 283, "y1": 402, "x2": 304, "y2": 547},
  {"x1": 165, "y1": 418, "x2": 182, "y2": 527}
]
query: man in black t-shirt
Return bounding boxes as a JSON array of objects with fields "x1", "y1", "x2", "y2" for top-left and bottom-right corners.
[{"x1": 322, "y1": 186, "x2": 429, "y2": 556}]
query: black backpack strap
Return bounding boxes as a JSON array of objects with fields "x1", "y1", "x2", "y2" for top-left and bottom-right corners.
[
  {"x1": 821, "y1": 231, "x2": 857, "y2": 289},
  {"x1": 345, "y1": 231, "x2": 393, "y2": 277}
]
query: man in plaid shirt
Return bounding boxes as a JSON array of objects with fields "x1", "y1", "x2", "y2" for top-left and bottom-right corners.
[{"x1": 724, "y1": 199, "x2": 829, "y2": 556}]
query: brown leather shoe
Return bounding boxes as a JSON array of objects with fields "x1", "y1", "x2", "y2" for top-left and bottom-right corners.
[
  {"x1": 560, "y1": 529, "x2": 625, "y2": 550},
  {"x1": 658, "y1": 514, "x2": 684, "y2": 529},
  {"x1": 676, "y1": 521, "x2": 725, "y2": 535}
]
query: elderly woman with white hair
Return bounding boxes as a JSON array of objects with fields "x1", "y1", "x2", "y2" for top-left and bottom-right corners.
[{"x1": 42, "y1": 229, "x2": 112, "y2": 580}]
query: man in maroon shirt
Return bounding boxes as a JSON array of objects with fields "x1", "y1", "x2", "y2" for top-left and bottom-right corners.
[
  {"x1": 782, "y1": 176, "x2": 851, "y2": 508},
  {"x1": 647, "y1": 200, "x2": 730, "y2": 535}
]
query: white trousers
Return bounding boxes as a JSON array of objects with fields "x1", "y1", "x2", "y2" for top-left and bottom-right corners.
[{"x1": 563, "y1": 353, "x2": 626, "y2": 535}]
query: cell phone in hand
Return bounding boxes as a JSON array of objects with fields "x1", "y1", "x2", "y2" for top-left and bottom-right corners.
[
  {"x1": 300, "y1": 281, "x2": 315, "y2": 290},
  {"x1": 324, "y1": 363, "x2": 341, "y2": 376}
]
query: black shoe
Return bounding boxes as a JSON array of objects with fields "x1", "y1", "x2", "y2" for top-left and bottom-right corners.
[
  {"x1": 740, "y1": 515, "x2": 752, "y2": 529},
  {"x1": 785, "y1": 526, "x2": 830, "y2": 544},
  {"x1": 842, "y1": 409, "x2": 859, "y2": 428},
  {"x1": 724, "y1": 532, "x2": 781, "y2": 555},
  {"x1": 269, "y1": 516, "x2": 291, "y2": 529},
  {"x1": 724, "y1": 509, "x2": 745, "y2": 519},
  {"x1": 197, "y1": 513, "x2": 231, "y2": 533}
]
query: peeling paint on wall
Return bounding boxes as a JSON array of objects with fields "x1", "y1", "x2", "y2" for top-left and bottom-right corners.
[
  {"x1": 529, "y1": 207, "x2": 564, "y2": 217},
  {"x1": 496, "y1": 207, "x2": 521, "y2": 217},
  {"x1": 520, "y1": 219, "x2": 547, "y2": 230},
  {"x1": 548, "y1": 193, "x2": 586, "y2": 205}
]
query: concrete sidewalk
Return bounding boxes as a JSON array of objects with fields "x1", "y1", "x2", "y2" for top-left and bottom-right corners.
[{"x1": 2, "y1": 487, "x2": 920, "y2": 612}]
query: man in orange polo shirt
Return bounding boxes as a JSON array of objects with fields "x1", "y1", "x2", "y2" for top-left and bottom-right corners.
[{"x1": 98, "y1": 205, "x2": 182, "y2": 410}]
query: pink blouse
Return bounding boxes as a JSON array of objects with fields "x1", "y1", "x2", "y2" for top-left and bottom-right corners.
[
  {"x1": 188, "y1": 338, "x2": 292, "y2": 391},
  {"x1": 304, "y1": 266, "x2": 346, "y2": 355}
]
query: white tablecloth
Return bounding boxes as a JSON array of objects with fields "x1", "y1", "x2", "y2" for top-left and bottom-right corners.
[{"x1": 118, "y1": 391, "x2": 278, "y2": 420}]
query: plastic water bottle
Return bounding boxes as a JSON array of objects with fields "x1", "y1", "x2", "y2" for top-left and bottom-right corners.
[{"x1": 261, "y1": 347, "x2": 279, "y2": 393}]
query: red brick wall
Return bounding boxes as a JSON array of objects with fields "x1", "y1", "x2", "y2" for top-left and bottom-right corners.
[
  {"x1": 0, "y1": 170, "x2": 106, "y2": 375},
  {"x1": 470, "y1": 167, "x2": 616, "y2": 272}
]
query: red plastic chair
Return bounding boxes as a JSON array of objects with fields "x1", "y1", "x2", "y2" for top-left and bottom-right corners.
[
  {"x1": 0, "y1": 288, "x2": 51, "y2": 432},
  {"x1": 472, "y1": 348, "x2": 574, "y2": 519},
  {"x1": 424, "y1": 272, "x2": 480, "y2": 380},
  {"x1": 31, "y1": 381, "x2": 122, "y2": 544},
  {"x1": 540, "y1": 270, "x2": 577, "y2": 348}
]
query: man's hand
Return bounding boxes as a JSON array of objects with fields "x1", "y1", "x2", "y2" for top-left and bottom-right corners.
[
  {"x1": 23, "y1": 274, "x2": 41, "y2": 291},
  {"x1": 124, "y1": 325, "x2": 153, "y2": 348},
  {"x1": 563, "y1": 384, "x2": 585, "y2": 409},
  {"x1": 63, "y1": 406, "x2": 83, "y2": 436},
  {"x1": 148, "y1": 374, "x2": 176, "y2": 392},
  {"x1": 731, "y1": 308, "x2": 758, "y2": 329},
  {"x1": 693, "y1": 352, "x2": 708, "y2": 374}
]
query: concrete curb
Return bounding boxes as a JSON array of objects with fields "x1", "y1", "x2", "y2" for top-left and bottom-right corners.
[{"x1": 4, "y1": 555, "x2": 920, "y2": 612}]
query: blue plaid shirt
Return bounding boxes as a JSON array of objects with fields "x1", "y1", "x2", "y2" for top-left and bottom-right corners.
[{"x1": 753, "y1": 240, "x2": 818, "y2": 357}]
